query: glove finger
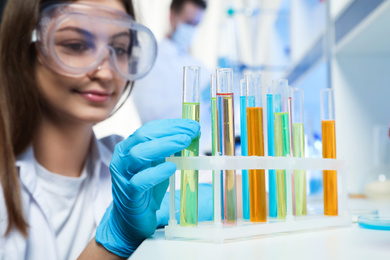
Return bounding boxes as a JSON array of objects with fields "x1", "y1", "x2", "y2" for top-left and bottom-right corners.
[
  {"x1": 126, "y1": 134, "x2": 193, "y2": 173},
  {"x1": 118, "y1": 119, "x2": 200, "y2": 154},
  {"x1": 127, "y1": 161, "x2": 177, "y2": 201}
]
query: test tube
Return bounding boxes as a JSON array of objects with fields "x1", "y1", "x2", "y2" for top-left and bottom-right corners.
[
  {"x1": 267, "y1": 86, "x2": 277, "y2": 218},
  {"x1": 287, "y1": 88, "x2": 295, "y2": 215},
  {"x1": 321, "y1": 88, "x2": 338, "y2": 216},
  {"x1": 292, "y1": 88, "x2": 307, "y2": 216},
  {"x1": 240, "y1": 79, "x2": 250, "y2": 220},
  {"x1": 180, "y1": 66, "x2": 200, "y2": 226},
  {"x1": 246, "y1": 74, "x2": 266, "y2": 222},
  {"x1": 216, "y1": 68, "x2": 237, "y2": 222},
  {"x1": 211, "y1": 74, "x2": 223, "y2": 221},
  {"x1": 211, "y1": 75, "x2": 218, "y2": 157},
  {"x1": 273, "y1": 79, "x2": 291, "y2": 219}
]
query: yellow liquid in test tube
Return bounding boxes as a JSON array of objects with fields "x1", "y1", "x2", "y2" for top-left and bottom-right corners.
[
  {"x1": 246, "y1": 107, "x2": 266, "y2": 222},
  {"x1": 180, "y1": 102, "x2": 199, "y2": 225},
  {"x1": 220, "y1": 94, "x2": 237, "y2": 222},
  {"x1": 322, "y1": 120, "x2": 338, "y2": 216}
]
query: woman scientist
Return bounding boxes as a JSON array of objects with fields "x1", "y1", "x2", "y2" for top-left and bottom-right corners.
[{"x1": 0, "y1": 0, "x2": 200, "y2": 259}]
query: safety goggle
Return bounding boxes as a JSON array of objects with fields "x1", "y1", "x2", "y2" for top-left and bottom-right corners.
[{"x1": 32, "y1": 3, "x2": 157, "y2": 81}]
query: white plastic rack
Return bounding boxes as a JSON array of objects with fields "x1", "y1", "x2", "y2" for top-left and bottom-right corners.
[{"x1": 164, "y1": 155, "x2": 350, "y2": 243}]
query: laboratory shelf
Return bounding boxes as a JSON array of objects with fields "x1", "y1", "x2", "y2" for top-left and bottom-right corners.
[
  {"x1": 283, "y1": 0, "x2": 390, "y2": 194},
  {"x1": 285, "y1": 33, "x2": 325, "y2": 85},
  {"x1": 335, "y1": 0, "x2": 390, "y2": 55},
  {"x1": 285, "y1": 0, "x2": 389, "y2": 83}
]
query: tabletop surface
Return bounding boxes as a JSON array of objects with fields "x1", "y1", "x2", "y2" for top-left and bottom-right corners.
[{"x1": 131, "y1": 199, "x2": 390, "y2": 260}]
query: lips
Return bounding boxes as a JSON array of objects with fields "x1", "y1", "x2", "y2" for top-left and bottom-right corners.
[{"x1": 76, "y1": 90, "x2": 112, "y2": 103}]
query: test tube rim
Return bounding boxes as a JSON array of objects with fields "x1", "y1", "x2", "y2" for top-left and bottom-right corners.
[
  {"x1": 245, "y1": 73, "x2": 263, "y2": 108},
  {"x1": 292, "y1": 87, "x2": 304, "y2": 124},
  {"x1": 320, "y1": 88, "x2": 335, "y2": 121},
  {"x1": 183, "y1": 66, "x2": 200, "y2": 103},
  {"x1": 272, "y1": 79, "x2": 289, "y2": 113},
  {"x1": 216, "y1": 68, "x2": 233, "y2": 94}
]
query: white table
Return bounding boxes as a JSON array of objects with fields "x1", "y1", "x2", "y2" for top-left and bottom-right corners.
[{"x1": 131, "y1": 199, "x2": 390, "y2": 260}]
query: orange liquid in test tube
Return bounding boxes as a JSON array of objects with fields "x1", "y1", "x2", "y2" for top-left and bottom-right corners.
[
  {"x1": 322, "y1": 120, "x2": 338, "y2": 216},
  {"x1": 247, "y1": 107, "x2": 267, "y2": 222}
]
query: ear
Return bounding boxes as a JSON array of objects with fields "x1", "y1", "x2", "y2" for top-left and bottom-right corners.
[
  {"x1": 34, "y1": 43, "x2": 44, "y2": 65},
  {"x1": 169, "y1": 9, "x2": 175, "y2": 24}
]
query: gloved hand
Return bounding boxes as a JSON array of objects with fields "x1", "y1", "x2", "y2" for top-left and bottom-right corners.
[{"x1": 95, "y1": 119, "x2": 200, "y2": 258}]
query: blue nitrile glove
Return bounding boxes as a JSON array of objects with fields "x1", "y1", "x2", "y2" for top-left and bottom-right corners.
[
  {"x1": 95, "y1": 119, "x2": 200, "y2": 258},
  {"x1": 156, "y1": 183, "x2": 214, "y2": 227}
]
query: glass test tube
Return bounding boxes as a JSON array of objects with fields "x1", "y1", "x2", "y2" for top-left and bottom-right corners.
[
  {"x1": 180, "y1": 66, "x2": 200, "y2": 226},
  {"x1": 216, "y1": 68, "x2": 237, "y2": 222},
  {"x1": 267, "y1": 86, "x2": 277, "y2": 218},
  {"x1": 321, "y1": 88, "x2": 338, "y2": 216},
  {"x1": 240, "y1": 79, "x2": 250, "y2": 220},
  {"x1": 287, "y1": 88, "x2": 295, "y2": 216},
  {"x1": 211, "y1": 74, "x2": 223, "y2": 220},
  {"x1": 292, "y1": 88, "x2": 307, "y2": 216},
  {"x1": 246, "y1": 74, "x2": 266, "y2": 222},
  {"x1": 273, "y1": 79, "x2": 291, "y2": 219},
  {"x1": 211, "y1": 75, "x2": 218, "y2": 157}
]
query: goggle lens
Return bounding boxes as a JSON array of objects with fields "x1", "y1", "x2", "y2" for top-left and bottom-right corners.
[{"x1": 36, "y1": 3, "x2": 157, "y2": 80}]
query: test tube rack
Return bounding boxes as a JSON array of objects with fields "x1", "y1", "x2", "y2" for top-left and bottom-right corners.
[{"x1": 164, "y1": 156, "x2": 350, "y2": 243}]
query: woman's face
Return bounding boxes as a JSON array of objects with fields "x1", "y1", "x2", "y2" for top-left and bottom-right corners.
[{"x1": 35, "y1": 0, "x2": 128, "y2": 124}]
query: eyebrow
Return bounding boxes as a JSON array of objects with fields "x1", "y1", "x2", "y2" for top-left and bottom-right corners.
[
  {"x1": 111, "y1": 31, "x2": 131, "y2": 41},
  {"x1": 56, "y1": 27, "x2": 130, "y2": 41},
  {"x1": 56, "y1": 26, "x2": 95, "y2": 40}
]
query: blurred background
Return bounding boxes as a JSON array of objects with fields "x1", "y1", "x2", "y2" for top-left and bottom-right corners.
[
  {"x1": 94, "y1": 0, "x2": 390, "y2": 198},
  {"x1": 1, "y1": 0, "x2": 387, "y2": 198}
]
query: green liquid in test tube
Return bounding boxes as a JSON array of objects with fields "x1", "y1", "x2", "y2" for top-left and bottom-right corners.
[
  {"x1": 292, "y1": 88, "x2": 307, "y2": 216},
  {"x1": 273, "y1": 79, "x2": 291, "y2": 220},
  {"x1": 180, "y1": 66, "x2": 200, "y2": 226}
]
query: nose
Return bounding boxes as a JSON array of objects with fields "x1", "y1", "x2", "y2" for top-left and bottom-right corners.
[{"x1": 88, "y1": 49, "x2": 114, "y2": 81}]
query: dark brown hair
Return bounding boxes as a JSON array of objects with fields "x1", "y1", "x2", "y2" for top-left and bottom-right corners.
[
  {"x1": 0, "y1": 0, "x2": 135, "y2": 237},
  {"x1": 170, "y1": 0, "x2": 207, "y2": 13}
]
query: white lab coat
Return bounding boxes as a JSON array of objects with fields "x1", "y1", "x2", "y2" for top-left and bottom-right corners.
[
  {"x1": 131, "y1": 37, "x2": 212, "y2": 154},
  {"x1": 0, "y1": 135, "x2": 121, "y2": 260}
]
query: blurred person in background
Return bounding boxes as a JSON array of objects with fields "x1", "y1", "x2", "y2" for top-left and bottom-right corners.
[{"x1": 131, "y1": 0, "x2": 212, "y2": 155}]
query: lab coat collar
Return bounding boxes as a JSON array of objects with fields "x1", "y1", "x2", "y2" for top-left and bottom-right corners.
[
  {"x1": 16, "y1": 146, "x2": 38, "y2": 196},
  {"x1": 92, "y1": 133, "x2": 112, "y2": 169}
]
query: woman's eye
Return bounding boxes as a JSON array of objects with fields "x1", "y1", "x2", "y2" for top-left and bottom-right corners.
[
  {"x1": 113, "y1": 47, "x2": 127, "y2": 57},
  {"x1": 61, "y1": 41, "x2": 95, "y2": 54},
  {"x1": 67, "y1": 43, "x2": 86, "y2": 51}
]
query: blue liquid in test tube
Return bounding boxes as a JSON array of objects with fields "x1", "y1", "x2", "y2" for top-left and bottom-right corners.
[
  {"x1": 267, "y1": 93, "x2": 277, "y2": 218},
  {"x1": 240, "y1": 79, "x2": 249, "y2": 220}
]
